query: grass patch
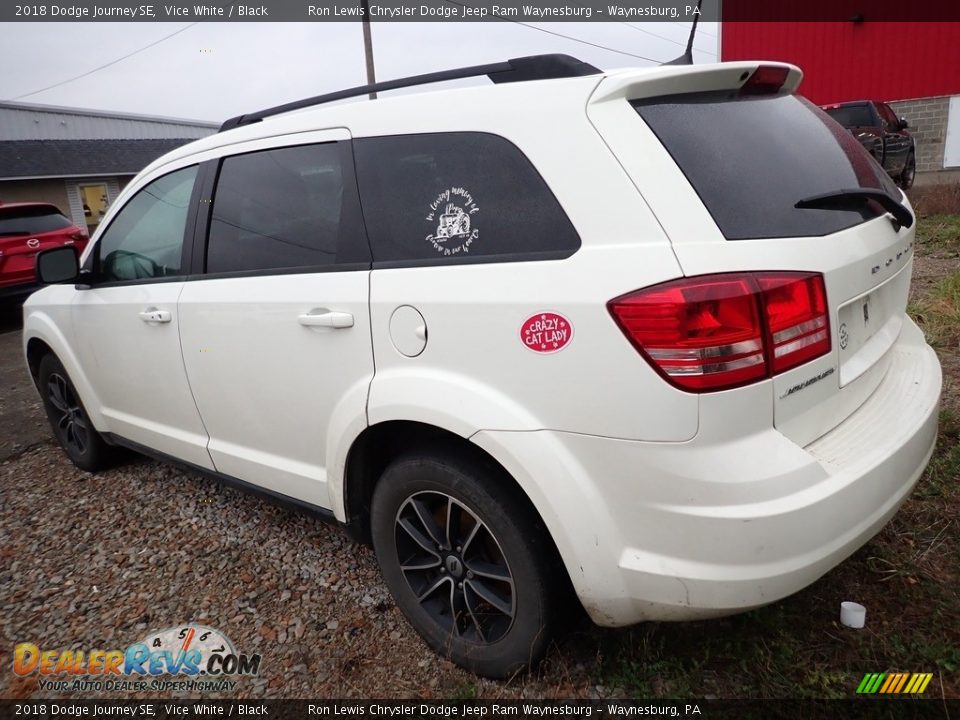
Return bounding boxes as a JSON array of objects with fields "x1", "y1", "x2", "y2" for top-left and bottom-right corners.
[
  {"x1": 909, "y1": 268, "x2": 960, "y2": 348},
  {"x1": 918, "y1": 409, "x2": 960, "y2": 498},
  {"x1": 915, "y1": 213, "x2": 960, "y2": 252},
  {"x1": 909, "y1": 184, "x2": 960, "y2": 216}
]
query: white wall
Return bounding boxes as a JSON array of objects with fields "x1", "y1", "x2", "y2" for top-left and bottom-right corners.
[{"x1": 944, "y1": 96, "x2": 960, "y2": 169}]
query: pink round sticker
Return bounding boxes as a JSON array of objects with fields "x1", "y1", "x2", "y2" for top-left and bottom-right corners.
[{"x1": 520, "y1": 312, "x2": 573, "y2": 354}]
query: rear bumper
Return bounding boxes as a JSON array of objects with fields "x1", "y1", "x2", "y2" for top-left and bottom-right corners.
[{"x1": 474, "y1": 316, "x2": 941, "y2": 625}]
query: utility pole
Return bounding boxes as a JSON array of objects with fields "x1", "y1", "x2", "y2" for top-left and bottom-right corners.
[{"x1": 360, "y1": 0, "x2": 377, "y2": 99}]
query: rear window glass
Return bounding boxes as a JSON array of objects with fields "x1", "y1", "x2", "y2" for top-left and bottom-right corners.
[
  {"x1": 354, "y1": 132, "x2": 580, "y2": 265},
  {"x1": 634, "y1": 93, "x2": 899, "y2": 240},
  {"x1": 824, "y1": 104, "x2": 874, "y2": 128},
  {"x1": 0, "y1": 205, "x2": 72, "y2": 236}
]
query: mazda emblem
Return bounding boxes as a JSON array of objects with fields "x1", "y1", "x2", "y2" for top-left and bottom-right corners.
[{"x1": 27, "y1": 238, "x2": 40, "y2": 249}]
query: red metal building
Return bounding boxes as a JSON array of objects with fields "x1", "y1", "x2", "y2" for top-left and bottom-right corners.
[{"x1": 720, "y1": 20, "x2": 960, "y2": 105}]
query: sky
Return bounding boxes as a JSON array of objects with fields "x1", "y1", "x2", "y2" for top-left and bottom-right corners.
[{"x1": 0, "y1": 21, "x2": 718, "y2": 122}]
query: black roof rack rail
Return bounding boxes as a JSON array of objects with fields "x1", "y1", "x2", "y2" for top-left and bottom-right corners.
[{"x1": 219, "y1": 54, "x2": 600, "y2": 132}]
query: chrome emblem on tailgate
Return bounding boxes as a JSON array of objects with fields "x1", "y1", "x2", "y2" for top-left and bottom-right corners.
[{"x1": 778, "y1": 367, "x2": 836, "y2": 400}]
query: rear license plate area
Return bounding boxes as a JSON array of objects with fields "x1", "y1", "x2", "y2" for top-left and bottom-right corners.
[{"x1": 837, "y1": 264, "x2": 910, "y2": 386}]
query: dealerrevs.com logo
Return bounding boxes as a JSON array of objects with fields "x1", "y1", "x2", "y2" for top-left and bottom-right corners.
[{"x1": 13, "y1": 625, "x2": 261, "y2": 693}]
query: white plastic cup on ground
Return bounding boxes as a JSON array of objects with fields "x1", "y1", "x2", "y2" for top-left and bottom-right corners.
[{"x1": 840, "y1": 601, "x2": 866, "y2": 628}]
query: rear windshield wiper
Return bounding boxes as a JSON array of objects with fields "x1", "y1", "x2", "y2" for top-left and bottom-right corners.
[{"x1": 795, "y1": 188, "x2": 913, "y2": 229}]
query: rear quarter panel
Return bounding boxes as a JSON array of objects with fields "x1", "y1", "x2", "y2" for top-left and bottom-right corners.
[{"x1": 357, "y1": 81, "x2": 696, "y2": 441}]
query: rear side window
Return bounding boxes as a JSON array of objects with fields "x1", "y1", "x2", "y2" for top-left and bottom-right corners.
[
  {"x1": 823, "y1": 104, "x2": 874, "y2": 128},
  {"x1": 0, "y1": 205, "x2": 72, "y2": 236},
  {"x1": 353, "y1": 132, "x2": 580, "y2": 265},
  {"x1": 634, "y1": 93, "x2": 899, "y2": 240},
  {"x1": 206, "y1": 142, "x2": 368, "y2": 275}
]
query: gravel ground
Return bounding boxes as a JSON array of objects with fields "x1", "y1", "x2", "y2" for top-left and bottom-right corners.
[
  {"x1": 0, "y1": 444, "x2": 603, "y2": 700},
  {"x1": 0, "y1": 315, "x2": 49, "y2": 462}
]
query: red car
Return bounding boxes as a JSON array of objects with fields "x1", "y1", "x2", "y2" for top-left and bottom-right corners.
[{"x1": 0, "y1": 202, "x2": 88, "y2": 299}]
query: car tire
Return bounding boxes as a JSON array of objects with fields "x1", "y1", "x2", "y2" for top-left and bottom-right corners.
[
  {"x1": 370, "y1": 448, "x2": 561, "y2": 678},
  {"x1": 899, "y1": 151, "x2": 916, "y2": 190},
  {"x1": 38, "y1": 353, "x2": 113, "y2": 472}
]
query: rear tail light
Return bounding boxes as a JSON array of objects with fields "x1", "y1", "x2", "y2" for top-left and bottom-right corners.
[
  {"x1": 740, "y1": 65, "x2": 790, "y2": 96},
  {"x1": 608, "y1": 272, "x2": 830, "y2": 393},
  {"x1": 757, "y1": 273, "x2": 829, "y2": 373}
]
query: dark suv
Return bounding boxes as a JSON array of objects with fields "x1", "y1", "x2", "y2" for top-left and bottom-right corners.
[{"x1": 822, "y1": 100, "x2": 915, "y2": 189}]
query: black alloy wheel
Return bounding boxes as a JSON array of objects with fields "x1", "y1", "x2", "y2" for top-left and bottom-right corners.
[
  {"x1": 394, "y1": 490, "x2": 516, "y2": 644},
  {"x1": 47, "y1": 371, "x2": 90, "y2": 457},
  {"x1": 38, "y1": 353, "x2": 113, "y2": 471},
  {"x1": 370, "y1": 450, "x2": 562, "y2": 678}
]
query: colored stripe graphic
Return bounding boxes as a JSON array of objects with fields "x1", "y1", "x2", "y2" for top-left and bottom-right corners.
[
  {"x1": 879, "y1": 674, "x2": 897, "y2": 693},
  {"x1": 856, "y1": 674, "x2": 875, "y2": 694},
  {"x1": 868, "y1": 673, "x2": 886, "y2": 693},
  {"x1": 857, "y1": 672, "x2": 933, "y2": 694},
  {"x1": 903, "y1": 674, "x2": 921, "y2": 694},
  {"x1": 892, "y1": 673, "x2": 909, "y2": 693}
]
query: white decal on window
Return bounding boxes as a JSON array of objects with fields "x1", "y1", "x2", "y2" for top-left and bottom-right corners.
[{"x1": 425, "y1": 187, "x2": 479, "y2": 256}]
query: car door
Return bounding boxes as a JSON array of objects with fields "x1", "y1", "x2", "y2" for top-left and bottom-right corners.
[
  {"x1": 71, "y1": 164, "x2": 214, "y2": 469},
  {"x1": 177, "y1": 131, "x2": 373, "y2": 507}
]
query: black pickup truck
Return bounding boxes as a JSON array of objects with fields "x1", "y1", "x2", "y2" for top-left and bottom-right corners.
[{"x1": 822, "y1": 100, "x2": 916, "y2": 189}]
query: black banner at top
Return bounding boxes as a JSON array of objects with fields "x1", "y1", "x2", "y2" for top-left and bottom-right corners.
[{"x1": 3, "y1": 0, "x2": 960, "y2": 22}]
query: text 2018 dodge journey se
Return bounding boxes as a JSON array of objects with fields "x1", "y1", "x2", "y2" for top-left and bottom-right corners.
[{"x1": 24, "y1": 56, "x2": 941, "y2": 678}]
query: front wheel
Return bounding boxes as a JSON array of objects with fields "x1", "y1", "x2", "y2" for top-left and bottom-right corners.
[
  {"x1": 38, "y1": 353, "x2": 113, "y2": 472},
  {"x1": 370, "y1": 450, "x2": 561, "y2": 678},
  {"x1": 899, "y1": 151, "x2": 916, "y2": 190}
]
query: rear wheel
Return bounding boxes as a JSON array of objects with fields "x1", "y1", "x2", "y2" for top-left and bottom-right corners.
[
  {"x1": 370, "y1": 450, "x2": 560, "y2": 678},
  {"x1": 38, "y1": 354, "x2": 113, "y2": 471},
  {"x1": 899, "y1": 151, "x2": 916, "y2": 190}
]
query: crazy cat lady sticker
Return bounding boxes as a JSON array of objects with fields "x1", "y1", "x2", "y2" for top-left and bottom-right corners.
[
  {"x1": 425, "y1": 187, "x2": 479, "y2": 256},
  {"x1": 521, "y1": 312, "x2": 573, "y2": 354}
]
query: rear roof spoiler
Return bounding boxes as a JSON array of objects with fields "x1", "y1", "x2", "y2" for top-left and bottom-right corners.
[{"x1": 589, "y1": 62, "x2": 802, "y2": 104}]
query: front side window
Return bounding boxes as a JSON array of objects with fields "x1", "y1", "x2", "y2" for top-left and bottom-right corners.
[
  {"x1": 353, "y1": 132, "x2": 580, "y2": 264},
  {"x1": 97, "y1": 165, "x2": 197, "y2": 282},
  {"x1": 205, "y1": 142, "x2": 365, "y2": 274}
]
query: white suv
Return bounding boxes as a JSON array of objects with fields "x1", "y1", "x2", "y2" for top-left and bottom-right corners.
[{"x1": 24, "y1": 55, "x2": 941, "y2": 678}]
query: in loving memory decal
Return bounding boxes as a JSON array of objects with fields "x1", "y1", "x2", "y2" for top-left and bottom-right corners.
[{"x1": 426, "y1": 187, "x2": 479, "y2": 256}]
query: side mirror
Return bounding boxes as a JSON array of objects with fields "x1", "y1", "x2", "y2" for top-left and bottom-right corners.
[
  {"x1": 899, "y1": 117, "x2": 909, "y2": 129},
  {"x1": 37, "y1": 246, "x2": 80, "y2": 284}
]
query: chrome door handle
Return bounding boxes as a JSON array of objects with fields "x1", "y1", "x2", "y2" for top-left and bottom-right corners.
[
  {"x1": 139, "y1": 309, "x2": 171, "y2": 323},
  {"x1": 298, "y1": 310, "x2": 354, "y2": 328}
]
